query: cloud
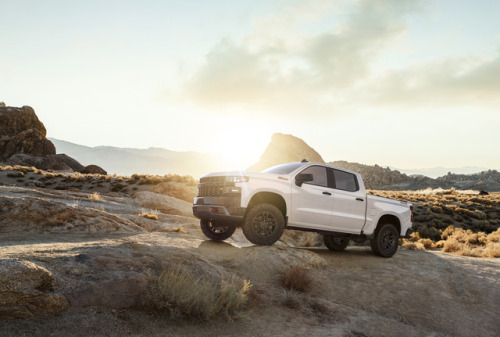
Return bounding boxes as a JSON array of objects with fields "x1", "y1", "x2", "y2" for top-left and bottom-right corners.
[
  {"x1": 366, "y1": 50, "x2": 500, "y2": 108},
  {"x1": 183, "y1": 0, "x2": 421, "y2": 115}
]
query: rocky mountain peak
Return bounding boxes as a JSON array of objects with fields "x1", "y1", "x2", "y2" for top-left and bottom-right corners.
[{"x1": 248, "y1": 133, "x2": 324, "y2": 171}]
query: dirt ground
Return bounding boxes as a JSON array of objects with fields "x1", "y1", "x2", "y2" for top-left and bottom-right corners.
[
  {"x1": 1, "y1": 229, "x2": 499, "y2": 337},
  {"x1": 0, "y1": 178, "x2": 499, "y2": 337}
]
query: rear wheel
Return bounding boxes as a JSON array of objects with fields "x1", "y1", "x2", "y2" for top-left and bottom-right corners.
[
  {"x1": 200, "y1": 219, "x2": 236, "y2": 241},
  {"x1": 242, "y1": 203, "x2": 285, "y2": 245},
  {"x1": 370, "y1": 223, "x2": 399, "y2": 258},
  {"x1": 323, "y1": 235, "x2": 349, "y2": 251}
]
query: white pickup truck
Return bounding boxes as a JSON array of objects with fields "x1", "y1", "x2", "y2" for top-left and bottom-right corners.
[{"x1": 193, "y1": 161, "x2": 413, "y2": 257}]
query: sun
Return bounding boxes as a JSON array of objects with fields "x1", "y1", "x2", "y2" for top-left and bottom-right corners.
[{"x1": 213, "y1": 120, "x2": 271, "y2": 170}]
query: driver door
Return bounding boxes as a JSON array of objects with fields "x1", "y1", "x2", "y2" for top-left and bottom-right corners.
[{"x1": 289, "y1": 165, "x2": 334, "y2": 229}]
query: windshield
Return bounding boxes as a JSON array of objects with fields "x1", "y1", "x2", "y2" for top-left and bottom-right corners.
[{"x1": 262, "y1": 163, "x2": 305, "y2": 175}]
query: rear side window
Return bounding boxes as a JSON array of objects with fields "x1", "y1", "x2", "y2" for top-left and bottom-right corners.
[
  {"x1": 333, "y1": 170, "x2": 358, "y2": 192},
  {"x1": 299, "y1": 166, "x2": 328, "y2": 187}
]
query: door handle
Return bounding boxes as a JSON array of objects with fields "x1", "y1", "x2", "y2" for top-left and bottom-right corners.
[
  {"x1": 356, "y1": 198, "x2": 364, "y2": 201},
  {"x1": 323, "y1": 192, "x2": 332, "y2": 196}
]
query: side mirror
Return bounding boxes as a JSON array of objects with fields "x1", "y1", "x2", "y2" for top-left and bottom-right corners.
[{"x1": 295, "y1": 173, "x2": 313, "y2": 187}]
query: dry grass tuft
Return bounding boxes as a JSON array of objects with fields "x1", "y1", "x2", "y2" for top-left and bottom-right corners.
[
  {"x1": 88, "y1": 192, "x2": 102, "y2": 200},
  {"x1": 161, "y1": 226, "x2": 187, "y2": 234},
  {"x1": 441, "y1": 227, "x2": 500, "y2": 258},
  {"x1": 280, "y1": 267, "x2": 312, "y2": 292},
  {"x1": 149, "y1": 266, "x2": 252, "y2": 320},
  {"x1": 139, "y1": 211, "x2": 159, "y2": 220},
  {"x1": 402, "y1": 241, "x2": 425, "y2": 251}
]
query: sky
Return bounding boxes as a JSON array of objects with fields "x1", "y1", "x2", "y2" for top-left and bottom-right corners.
[{"x1": 1, "y1": 0, "x2": 500, "y2": 170}]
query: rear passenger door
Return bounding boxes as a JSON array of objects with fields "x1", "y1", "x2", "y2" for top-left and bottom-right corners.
[{"x1": 329, "y1": 169, "x2": 366, "y2": 234}]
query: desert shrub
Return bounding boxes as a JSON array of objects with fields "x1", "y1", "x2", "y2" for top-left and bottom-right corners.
[
  {"x1": 134, "y1": 174, "x2": 197, "y2": 186},
  {"x1": 416, "y1": 226, "x2": 441, "y2": 241},
  {"x1": 418, "y1": 238, "x2": 434, "y2": 249},
  {"x1": 280, "y1": 267, "x2": 312, "y2": 292},
  {"x1": 454, "y1": 207, "x2": 487, "y2": 220},
  {"x1": 111, "y1": 183, "x2": 126, "y2": 192},
  {"x1": 441, "y1": 227, "x2": 500, "y2": 257},
  {"x1": 149, "y1": 267, "x2": 251, "y2": 320}
]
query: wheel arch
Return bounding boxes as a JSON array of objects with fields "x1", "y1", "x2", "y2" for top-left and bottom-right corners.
[
  {"x1": 247, "y1": 192, "x2": 287, "y2": 217},
  {"x1": 376, "y1": 214, "x2": 401, "y2": 235}
]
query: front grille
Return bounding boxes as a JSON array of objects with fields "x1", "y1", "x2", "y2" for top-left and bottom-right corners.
[{"x1": 198, "y1": 176, "x2": 235, "y2": 197}]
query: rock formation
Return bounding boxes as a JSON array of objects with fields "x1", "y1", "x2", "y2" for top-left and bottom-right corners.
[
  {"x1": 248, "y1": 133, "x2": 325, "y2": 171},
  {"x1": 0, "y1": 104, "x2": 106, "y2": 174}
]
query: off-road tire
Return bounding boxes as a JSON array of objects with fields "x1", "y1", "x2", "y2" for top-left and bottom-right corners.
[
  {"x1": 242, "y1": 203, "x2": 285, "y2": 245},
  {"x1": 200, "y1": 219, "x2": 236, "y2": 241},
  {"x1": 323, "y1": 235, "x2": 349, "y2": 251},
  {"x1": 370, "y1": 223, "x2": 399, "y2": 258}
]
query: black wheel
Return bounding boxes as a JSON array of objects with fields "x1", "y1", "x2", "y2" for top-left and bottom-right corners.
[
  {"x1": 200, "y1": 219, "x2": 236, "y2": 241},
  {"x1": 323, "y1": 235, "x2": 349, "y2": 251},
  {"x1": 370, "y1": 223, "x2": 399, "y2": 258},
  {"x1": 242, "y1": 203, "x2": 285, "y2": 245}
]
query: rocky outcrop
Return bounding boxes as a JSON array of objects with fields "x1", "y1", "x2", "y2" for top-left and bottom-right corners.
[
  {"x1": 152, "y1": 182, "x2": 196, "y2": 202},
  {"x1": 0, "y1": 259, "x2": 68, "y2": 319},
  {"x1": 248, "y1": 133, "x2": 325, "y2": 171},
  {"x1": 0, "y1": 195, "x2": 146, "y2": 234},
  {"x1": 0, "y1": 106, "x2": 56, "y2": 160},
  {"x1": 133, "y1": 191, "x2": 194, "y2": 216}
]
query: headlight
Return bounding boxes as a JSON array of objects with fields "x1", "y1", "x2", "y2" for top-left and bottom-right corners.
[{"x1": 226, "y1": 176, "x2": 249, "y2": 183}]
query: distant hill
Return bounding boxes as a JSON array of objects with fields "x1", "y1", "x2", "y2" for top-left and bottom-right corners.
[
  {"x1": 248, "y1": 133, "x2": 324, "y2": 171},
  {"x1": 49, "y1": 138, "x2": 225, "y2": 177},
  {"x1": 394, "y1": 166, "x2": 490, "y2": 179}
]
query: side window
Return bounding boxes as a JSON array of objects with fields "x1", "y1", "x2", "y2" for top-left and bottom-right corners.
[
  {"x1": 333, "y1": 170, "x2": 358, "y2": 192},
  {"x1": 299, "y1": 166, "x2": 328, "y2": 187}
]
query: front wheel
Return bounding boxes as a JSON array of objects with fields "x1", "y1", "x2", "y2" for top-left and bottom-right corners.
[
  {"x1": 200, "y1": 219, "x2": 236, "y2": 241},
  {"x1": 370, "y1": 223, "x2": 399, "y2": 258},
  {"x1": 242, "y1": 203, "x2": 285, "y2": 245},
  {"x1": 323, "y1": 235, "x2": 349, "y2": 251}
]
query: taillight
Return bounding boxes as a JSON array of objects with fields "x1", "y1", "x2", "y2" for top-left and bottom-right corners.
[{"x1": 410, "y1": 205, "x2": 414, "y2": 222}]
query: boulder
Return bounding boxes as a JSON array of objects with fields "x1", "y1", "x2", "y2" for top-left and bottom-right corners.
[
  {"x1": 80, "y1": 164, "x2": 107, "y2": 175},
  {"x1": 0, "y1": 102, "x2": 5, "y2": 107},
  {"x1": 45, "y1": 154, "x2": 84, "y2": 172},
  {"x1": 0, "y1": 259, "x2": 69, "y2": 319}
]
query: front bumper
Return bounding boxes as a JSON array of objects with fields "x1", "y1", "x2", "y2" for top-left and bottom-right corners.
[{"x1": 192, "y1": 196, "x2": 245, "y2": 225}]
